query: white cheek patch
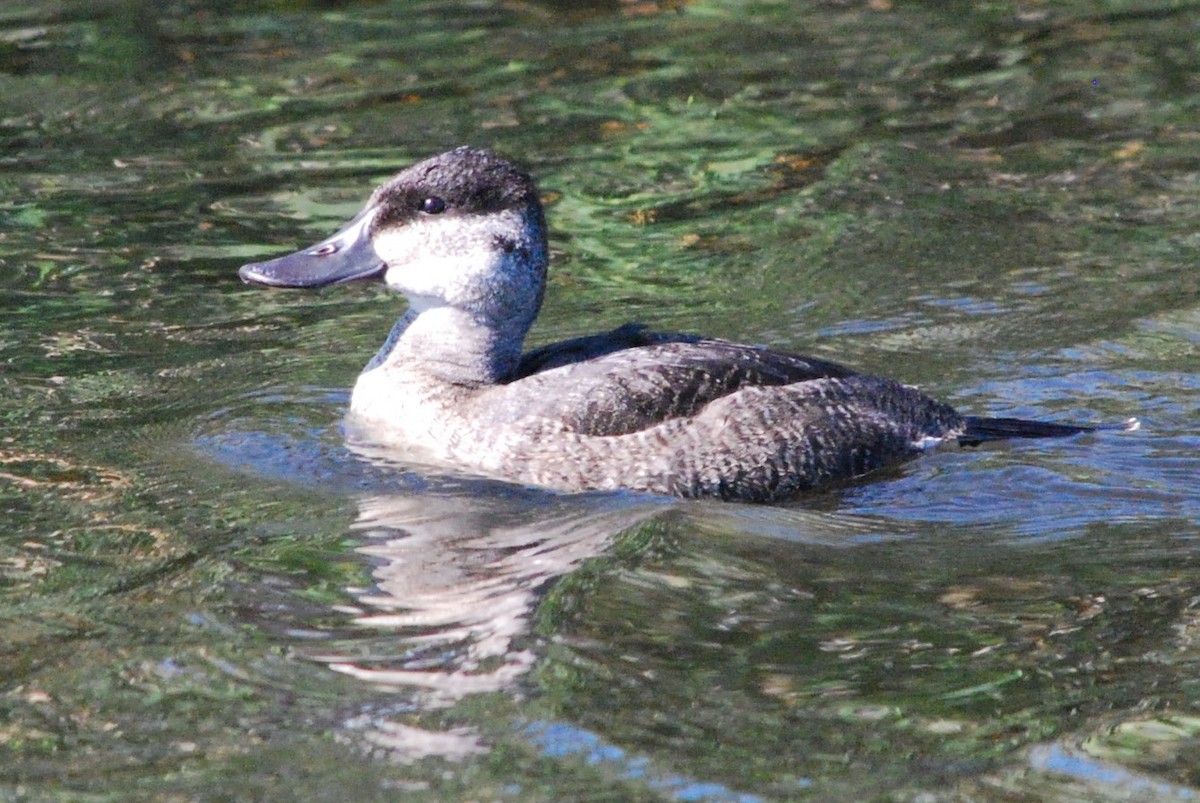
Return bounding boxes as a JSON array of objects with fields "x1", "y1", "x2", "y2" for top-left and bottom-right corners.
[
  {"x1": 371, "y1": 212, "x2": 519, "y2": 307},
  {"x1": 373, "y1": 218, "x2": 442, "y2": 289}
]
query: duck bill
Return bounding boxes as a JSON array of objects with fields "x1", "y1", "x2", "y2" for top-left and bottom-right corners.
[{"x1": 238, "y1": 207, "x2": 385, "y2": 288}]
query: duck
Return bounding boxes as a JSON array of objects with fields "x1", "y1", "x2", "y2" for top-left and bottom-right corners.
[{"x1": 238, "y1": 146, "x2": 1132, "y2": 502}]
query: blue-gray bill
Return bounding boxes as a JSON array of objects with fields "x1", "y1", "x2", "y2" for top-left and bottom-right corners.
[{"x1": 238, "y1": 207, "x2": 384, "y2": 288}]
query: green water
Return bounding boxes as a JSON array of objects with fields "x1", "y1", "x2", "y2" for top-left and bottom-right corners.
[{"x1": 2, "y1": 1, "x2": 1198, "y2": 800}]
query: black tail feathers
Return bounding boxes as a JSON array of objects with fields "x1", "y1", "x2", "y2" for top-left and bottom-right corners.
[{"x1": 958, "y1": 416, "x2": 1139, "y2": 447}]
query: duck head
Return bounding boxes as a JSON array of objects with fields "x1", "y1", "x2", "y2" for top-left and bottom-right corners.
[{"x1": 239, "y1": 147, "x2": 550, "y2": 351}]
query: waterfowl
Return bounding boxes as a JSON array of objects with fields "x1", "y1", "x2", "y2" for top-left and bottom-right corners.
[{"x1": 239, "y1": 147, "x2": 1130, "y2": 502}]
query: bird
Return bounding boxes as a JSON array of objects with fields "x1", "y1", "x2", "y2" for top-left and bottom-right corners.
[{"x1": 238, "y1": 146, "x2": 1133, "y2": 502}]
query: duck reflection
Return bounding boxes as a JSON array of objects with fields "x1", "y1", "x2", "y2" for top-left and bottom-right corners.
[
  {"x1": 301, "y1": 478, "x2": 665, "y2": 706},
  {"x1": 199, "y1": 419, "x2": 672, "y2": 759}
]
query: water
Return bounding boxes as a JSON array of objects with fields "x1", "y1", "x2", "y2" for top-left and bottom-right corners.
[{"x1": 2, "y1": 1, "x2": 1198, "y2": 799}]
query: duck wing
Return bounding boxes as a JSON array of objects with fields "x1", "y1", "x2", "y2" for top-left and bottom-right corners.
[
  {"x1": 500, "y1": 327, "x2": 857, "y2": 437},
  {"x1": 513, "y1": 323, "x2": 690, "y2": 376}
]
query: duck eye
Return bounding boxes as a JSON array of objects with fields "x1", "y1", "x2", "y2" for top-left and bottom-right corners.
[{"x1": 419, "y1": 196, "x2": 447, "y2": 214}]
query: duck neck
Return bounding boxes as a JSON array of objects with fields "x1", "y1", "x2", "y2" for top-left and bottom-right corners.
[{"x1": 365, "y1": 306, "x2": 526, "y2": 386}]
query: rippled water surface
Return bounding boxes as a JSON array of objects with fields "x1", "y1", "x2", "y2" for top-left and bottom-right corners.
[{"x1": 2, "y1": 1, "x2": 1199, "y2": 800}]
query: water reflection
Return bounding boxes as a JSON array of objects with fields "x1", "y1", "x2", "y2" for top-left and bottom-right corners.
[
  {"x1": 203, "y1": 417, "x2": 677, "y2": 759},
  {"x1": 307, "y1": 484, "x2": 663, "y2": 705}
]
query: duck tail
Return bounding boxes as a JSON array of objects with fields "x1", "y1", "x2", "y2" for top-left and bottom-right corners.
[{"x1": 958, "y1": 415, "x2": 1139, "y2": 446}]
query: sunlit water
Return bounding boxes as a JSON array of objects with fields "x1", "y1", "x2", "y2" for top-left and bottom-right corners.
[{"x1": 2, "y1": 1, "x2": 1199, "y2": 800}]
